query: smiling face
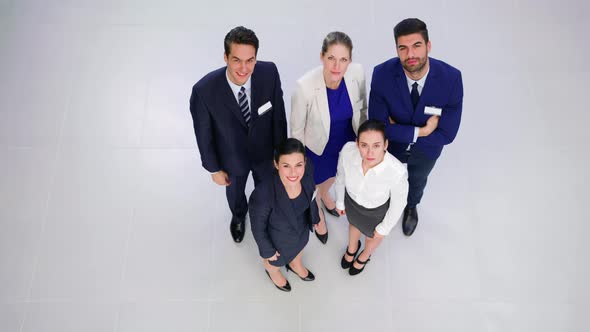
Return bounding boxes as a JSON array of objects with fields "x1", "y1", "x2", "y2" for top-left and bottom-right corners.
[
  {"x1": 224, "y1": 42, "x2": 256, "y2": 86},
  {"x1": 321, "y1": 43, "x2": 351, "y2": 89},
  {"x1": 275, "y1": 152, "x2": 306, "y2": 186},
  {"x1": 396, "y1": 32, "x2": 431, "y2": 79},
  {"x1": 357, "y1": 130, "x2": 388, "y2": 169}
]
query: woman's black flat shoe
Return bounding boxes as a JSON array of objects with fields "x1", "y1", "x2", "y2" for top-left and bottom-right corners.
[
  {"x1": 349, "y1": 252, "x2": 371, "y2": 276},
  {"x1": 341, "y1": 240, "x2": 361, "y2": 269},
  {"x1": 286, "y1": 264, "x2": 315, "y2": 281},
  {"x1": 265, "y1": 270, "x2": 291, "y2": 292}
]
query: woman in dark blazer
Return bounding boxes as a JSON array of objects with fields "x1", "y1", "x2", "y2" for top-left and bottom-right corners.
[{"x1": 249, "y1": 138, "x2": 320, "y2": 292}]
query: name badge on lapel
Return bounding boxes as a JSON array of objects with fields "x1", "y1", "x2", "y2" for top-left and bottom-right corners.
[
  {"x1": 258, "y1": 101, "x2": 272, "y2": 116},
  {"x1": 424, "y1": 106, "x2": 442, "y2": 116}
]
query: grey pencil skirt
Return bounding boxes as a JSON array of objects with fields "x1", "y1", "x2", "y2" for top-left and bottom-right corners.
[{"x1": 344, "y1": 190, "x2": 390, "y2": 238}]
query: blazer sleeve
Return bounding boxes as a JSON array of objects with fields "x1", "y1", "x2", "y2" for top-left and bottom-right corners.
[
  {"x1": 189, "y1": 87, "x2": 220, "y2": 172},
  {"x1": 417, "y1": 71, "x2": 463, "y2": 146},
  {"x1": 358, "y1": 68, "x2": 368, "y2": 125},
  {"x1": 368, "y1": 69, "x2": 415, "y2": 144},
  {"x1": 290, "y1": 81, "x2": 307, "y2": 144},
  {"x1": 249, "y1": 184, "x2": 278, "y2": 259},
  {"x1": 375, "y1": 169, "x2": 409, "y2": 236},
  {"x1": 270, "y1": 63, "x2": 288, "y2": 148}
]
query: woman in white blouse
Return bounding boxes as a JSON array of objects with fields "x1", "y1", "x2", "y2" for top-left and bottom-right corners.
[{"x1": 335, "y1": 119, "x2": 409, "y2": 275}]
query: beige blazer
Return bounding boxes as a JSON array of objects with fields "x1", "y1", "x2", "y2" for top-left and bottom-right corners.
[{"x1": 290, "y1": 63, "x2": 367, "y2": 155}]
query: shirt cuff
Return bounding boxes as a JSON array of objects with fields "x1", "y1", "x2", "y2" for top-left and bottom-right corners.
[
  {"x1": 336, "y1": 201, "x2": 345, "y2": 211},
  {"x1": 412, "y1": 127, "x2": 419, "y2": 143}
]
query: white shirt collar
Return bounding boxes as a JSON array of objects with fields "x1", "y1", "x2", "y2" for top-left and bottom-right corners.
[
  {"x1": 405, "y1": 65, "x2": 430, "y2": 92},
  {"x1": 225, "y1": 69, "x2": 251, "y2": 97}
]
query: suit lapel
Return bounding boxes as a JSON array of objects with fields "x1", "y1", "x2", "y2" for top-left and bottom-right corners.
[
  {"x1": 250, "y1": 67, "x2": 260, "y2": 124},
  {"x1": 344, "y1": 69, "x2": 359, "y2": 106},
  {"x1": 218, "y1": 68, "x2": 248, "y2": 129},
  {"x1": 416, "y1": 58, "x2": 439, "y2": 111},
  {"x1": 313, "y1": 69, "x2": 331, "y2": 137},
  {"x1": 393, "y1": 62, "x2": 414, "y2": 116}
]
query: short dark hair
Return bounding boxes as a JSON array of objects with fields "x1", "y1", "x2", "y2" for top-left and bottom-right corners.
[
  {"x1": 357, "y1": 119, "x2": 386, "y2": 141},
  {"x1": 274, "y1": 138, "x2": 305, "y2": 163},
  {"x1": 224, "y1": 26, "x2": 259, "y2": 56},
  {"x1": 321, "y1": 31, "x2": 353, "y2": 58},
  {"x1": 394, "y1": 18, "x2": 429, "y2": 45}
]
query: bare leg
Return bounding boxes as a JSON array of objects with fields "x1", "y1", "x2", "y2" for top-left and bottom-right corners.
[
  {"x1": 318, "y1": 177, "x2": 336, "y2": 209},
  {"x1": 263, "y1": 259, "x2": 287, "y2": 287},
  {"x1": 287, "y1": 250, "x2": 309, "y2": 278},
  {"x1": 353, "y1": 234, "x2": 384, "y2": 269},
  {"x1": 314, "y1": 190, "x2": 327, "y2": 235},
  {"x1": 343, "y1": 224, "x2": 362, "y2": 264}
]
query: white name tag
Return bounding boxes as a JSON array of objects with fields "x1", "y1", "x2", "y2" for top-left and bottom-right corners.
[
  {"x1": 424, "y1": 106, "x2": 442, "y2": 116},
  {"x1": 258, "y1": 101, "x2": 272, "y2": 115}
]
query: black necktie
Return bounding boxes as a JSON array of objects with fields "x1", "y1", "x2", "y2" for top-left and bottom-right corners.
[
  {"x1": 238, "y1": 86, "x2": 251, "y2": 125},
  {"x1": 411, "y1": 82, "x2": 420, "y2": 110}
]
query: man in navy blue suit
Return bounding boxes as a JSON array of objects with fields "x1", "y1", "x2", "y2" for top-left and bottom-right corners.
[
  {"x1": 189, "y1": 26, "x2": 287, "y2": 243},
  {"x1": 369, "y1": 18, "x2": 463, "y2": 236}
]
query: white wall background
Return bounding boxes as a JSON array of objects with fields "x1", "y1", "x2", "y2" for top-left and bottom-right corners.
[{"x1": 0, "y1": 0, "x2": 588, "y2": 331}]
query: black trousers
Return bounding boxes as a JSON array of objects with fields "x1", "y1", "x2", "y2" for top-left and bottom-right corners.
[
  {"x1": 396, "y1": 147, "x2": 438, "y2": 209},
  {"x1": 226, "y1": 160, "x2": 274, "y2": 221}
]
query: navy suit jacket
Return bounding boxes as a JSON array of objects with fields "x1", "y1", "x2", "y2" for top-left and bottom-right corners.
[
  {"x1": 189, "y1": 61, "x2": 287, "y2": 176},
  {"x1": 249, "y1": 163, "x2": 320, "y2": 259},
  {"x1": 369, "y1": 57, "x2": 463, "y2": 160}
]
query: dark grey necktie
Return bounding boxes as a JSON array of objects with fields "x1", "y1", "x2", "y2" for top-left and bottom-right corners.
[{"x1": 238, "y1": 86, "x2": 251, "y2": 125}]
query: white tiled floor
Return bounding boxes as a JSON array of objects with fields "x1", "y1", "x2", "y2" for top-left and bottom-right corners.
[{"x1": 1, "y1": 0, "x2": 588, "y2": 331}]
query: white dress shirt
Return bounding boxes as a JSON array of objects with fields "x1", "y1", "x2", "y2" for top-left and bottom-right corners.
[{"x1": 335, "y1": 142, "x2": 409, "y2": 236}]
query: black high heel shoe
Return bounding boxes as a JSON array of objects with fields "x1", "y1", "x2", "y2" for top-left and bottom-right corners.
[
  {"x1": 286, "y1": 264, "x2": 315, "y2": 281},
  {"x1": 349, "y1": 251, "x2": 371, "y2": 276},
  {"x1": 340, "y1": 240, "x2": 361, "y2": 269},
  {"x1": 265, "y1": 270, "x2": 291, "y2": 292},
  {"x1": 321, "y1": 199, "x2": 340, "y2": 217},
  {"x1": 314, "y1": 209, "x2": 328, "y2": 244}
]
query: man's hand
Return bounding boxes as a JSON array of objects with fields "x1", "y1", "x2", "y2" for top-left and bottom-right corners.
[
  {"x1": 211, "y1": 170, "x2": 231, "y2": 186},
  {"x1": 418, "y1": 115, "x2": 440, "y2": 137}
]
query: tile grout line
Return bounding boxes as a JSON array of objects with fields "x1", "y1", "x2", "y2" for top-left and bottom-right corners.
[
  {"x1": 112, "y1": 205, "x2": 137, "y2": 332},
  {"x1": 19, "y1": 55, "x2": 76, "y2": 332}
]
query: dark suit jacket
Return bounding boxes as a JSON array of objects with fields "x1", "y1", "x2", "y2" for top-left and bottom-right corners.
[
  {"x1": 369, "y1": 57, "x2": 463, "y2": 160},
  {"x1": 189, "y1": 61, "x2": 287, "y2": 176},
  {"x1": 249, "y1": 163, "x2": 320, "y2": 260}
]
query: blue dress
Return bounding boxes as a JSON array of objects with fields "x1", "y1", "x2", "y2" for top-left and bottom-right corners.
[{"x1": 306, "y1": 79, "x2": 356, "y2": 184}]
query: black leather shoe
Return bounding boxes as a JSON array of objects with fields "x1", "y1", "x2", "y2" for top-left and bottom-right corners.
[
  {"x1": 321, "y1": 199, "x2": 340, "y2": 217},
  {"x1": 286, "y1": 264, "x2": 315, "y2": 281},
  {"x1": 265, "y1": 270, "x2": 291, "y2": 292},
  {"x1": 340, "y1": 240, "x2": 361, "y2": 269},
  {"x1": 230, "y1": 217, "x2": 245, "y2": 243},
  {"x1": 349, "y1": 252, "x2": 371, "y2": 276},
  {"x1": 402, "y1": 206, "x2": 418, "y2": 236}
]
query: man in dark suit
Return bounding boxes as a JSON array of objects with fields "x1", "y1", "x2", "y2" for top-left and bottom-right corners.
[
  {"x1": 369, "y1": 18, "x2": 463, "y2": 236},
  {"x1": 189, "y1": 26, "x2": 287, "y2": 243}
]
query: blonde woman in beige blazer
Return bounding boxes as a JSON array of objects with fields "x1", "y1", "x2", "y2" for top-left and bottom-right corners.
[{"x1": 290, "y1": 31, "x2": 367, "y2": 244}]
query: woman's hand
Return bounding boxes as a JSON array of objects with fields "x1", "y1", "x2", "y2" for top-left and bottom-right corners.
[
  {"x1": 336, "y1": 208, "x2": 346, "y2": 216},
  {"x1": 267, "y1": 251, "x2": 280, "y2": 262}
]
